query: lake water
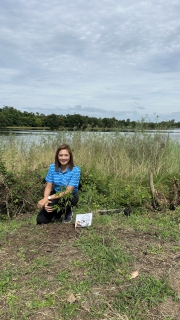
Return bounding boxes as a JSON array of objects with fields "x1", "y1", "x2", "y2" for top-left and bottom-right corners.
[
  {"x1": 1, "y1": 129, "x2": 180, "y2": 144},
  {"x1": 0, "y1": 129, "x2": 58, "y2": 145}
]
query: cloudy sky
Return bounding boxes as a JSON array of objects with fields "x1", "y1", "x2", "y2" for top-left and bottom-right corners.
[{"x1": 1, "y1": 0, "x2": 180, "y2": 121}]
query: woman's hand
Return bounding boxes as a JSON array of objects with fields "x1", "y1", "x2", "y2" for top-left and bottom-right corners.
[
  {"x1": 37, "y1": 197, "x2": 47, "y2": 208},
  {"x1": 37, "y1": 198, "x2": 53, "y2": 212}
]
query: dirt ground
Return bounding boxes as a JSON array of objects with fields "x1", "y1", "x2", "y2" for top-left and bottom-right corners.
[{"x1": 0, "y1": 214, "x2": 180, "y2": 320}]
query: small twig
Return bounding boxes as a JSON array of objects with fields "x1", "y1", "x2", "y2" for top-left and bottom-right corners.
[
  {"x1": 39, "y1": 241, "x2": 63, "y2": 247},
  {"x1": 22, "y1": 197, "x2": 34, "y2": 206},
  {"x1": 15, "y1": 199, "x2": 25, "y2": 216}
]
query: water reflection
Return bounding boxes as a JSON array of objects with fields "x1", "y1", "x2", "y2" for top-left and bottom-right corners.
[
  {"x1": 1, "y1": 129, "x2": 180, "y2": 144},
  {"x1": 0, "y1": 129, "x2": 57, "y2": 135}
]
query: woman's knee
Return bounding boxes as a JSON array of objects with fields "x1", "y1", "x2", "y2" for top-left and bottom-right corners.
[
  {"x1": 37, "y1": 215, "x2": 49, "y2": 224},
  {"x1": 37, "y1": 210, "x2": 52, "y2": 224}
]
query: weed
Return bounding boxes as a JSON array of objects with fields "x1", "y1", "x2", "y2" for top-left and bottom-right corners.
[
  {"x1": 0, "y1": 273, "x2": 10, "y2": 293},
  {"x1": 29, "y1": 294, "x2": 55, "y2": 309},
  {"x1": 57, "y1": 270, "x2": 69, "y2": 284}
]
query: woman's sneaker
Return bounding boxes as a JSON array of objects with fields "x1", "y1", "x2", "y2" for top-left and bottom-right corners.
[{"x1": 65, "y1": 212, "x2": 73, "y2": 223}]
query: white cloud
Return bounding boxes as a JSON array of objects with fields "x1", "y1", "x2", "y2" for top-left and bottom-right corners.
[{"x1": 1, "y1": 0, "x2": 180, "y2": 121}]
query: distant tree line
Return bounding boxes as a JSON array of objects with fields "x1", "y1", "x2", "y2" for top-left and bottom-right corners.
[{"x1": 0, "y1": 106, "x2": 180, "y2": 131}]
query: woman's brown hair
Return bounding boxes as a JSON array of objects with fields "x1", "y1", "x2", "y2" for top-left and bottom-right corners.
[{"x1": 55, "y1": 144, "x2": 74, "y2": 171}]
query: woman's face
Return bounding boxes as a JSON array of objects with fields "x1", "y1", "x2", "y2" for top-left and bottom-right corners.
[{"x1": 58, "y1": 149, "x2": 70, "y2": 167}]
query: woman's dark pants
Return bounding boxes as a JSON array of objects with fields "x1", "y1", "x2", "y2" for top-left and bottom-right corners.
[{"x1": 37, "y1": 193, "x2": 79, "y2": 224}]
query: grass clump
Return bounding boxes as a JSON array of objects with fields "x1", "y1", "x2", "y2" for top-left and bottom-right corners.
[{"x1": 114, "y1": 275, "x2": 178, "y2": 320}]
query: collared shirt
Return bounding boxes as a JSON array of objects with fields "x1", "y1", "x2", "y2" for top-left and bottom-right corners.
[{"x1": 45, "y1": 164, "x2": 81, "y2": 194}]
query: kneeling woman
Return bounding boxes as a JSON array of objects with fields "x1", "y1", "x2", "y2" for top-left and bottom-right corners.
[{"x1": 37, "y1": 144, "x2": 81, "y2": 224}]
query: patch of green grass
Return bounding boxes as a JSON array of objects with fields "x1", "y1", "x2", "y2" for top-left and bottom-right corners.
[
  {"x1": 114, "y1": 275, "x2": 179, "y2": 319},
  {"x1": 58, "y1": 302, "x2": 80, "y2": 320},
  {"x1": 0, "y1": 220, "x2": 23, "y2": 242},
  {"x1": 29, "y1": 294, "x2": 55, "y2": 309},
  {"x1": 57, "y1": 270, "x2": 69, "y2": 283},
  {"x1": 113, "y1": 210, "x2": 180, "y2": 241},
  {"x1": 6, "y1": 294, "x2": 21, "y2": 320},
  {"x1": 26, "y1": 276, "x2": 49, "y2": 289},
  {"x1": 171, "y1": 245, "x2": 179, "y2": 252},
  {"x1": 30, "y1": 256, "x2": 50, "y2": 269},
  {"x1": 74, "y1": 228, "x2": 133, "y2": 285},
  {"x1": 0, "y1": 272, "x2": 10, "y2": 293},
  {"x1": 146, "y1": 244, "x2": 163, "y2": 255},
  {"x1": 17, "y1": 245, "x2": 26, "y2": 260},
  {"x1": 0, "y1": 267, "x2": 22, "y2": 295}
]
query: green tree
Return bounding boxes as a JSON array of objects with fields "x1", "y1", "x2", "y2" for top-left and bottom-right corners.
[{"x1": 44, "y1": 114, "x2": 60, "y2": 130}]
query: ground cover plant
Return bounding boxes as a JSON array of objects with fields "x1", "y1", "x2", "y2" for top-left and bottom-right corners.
[{"x1": 0, "y1": 131, "x2": 180, "y2": 319}]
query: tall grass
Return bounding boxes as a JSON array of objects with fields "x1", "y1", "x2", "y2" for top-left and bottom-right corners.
[
  {"x1": 1, "y1": 131, "x2": 180, "y2": 212},
  {"x1": 1, "y1": 131, "x2": 180, "y2": 177}
]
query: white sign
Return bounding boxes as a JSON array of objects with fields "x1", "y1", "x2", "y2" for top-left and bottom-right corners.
[{"x1": 75, "y1": 213, "x2": 93, "y2": 228}]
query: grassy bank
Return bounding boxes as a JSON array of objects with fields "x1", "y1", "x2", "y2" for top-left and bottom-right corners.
[{"x1": 1, "y1": 131, "x2": 180, "y2": 216}]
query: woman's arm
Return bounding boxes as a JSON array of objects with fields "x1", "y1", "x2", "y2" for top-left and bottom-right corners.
[
  {"x1": 51, "y1": 186, "x2": 74, "y2": 199},
  {"x1": 37, "y1": 184, "x2": 74, "y2": 209},
  {"x1": 44, "y1": 182, "x2": 53, "y2": 198}
]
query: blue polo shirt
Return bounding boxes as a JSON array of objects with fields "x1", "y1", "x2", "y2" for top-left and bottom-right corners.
[{"x1": 45, "y1": 164, "x2": 81, "y2": 194}]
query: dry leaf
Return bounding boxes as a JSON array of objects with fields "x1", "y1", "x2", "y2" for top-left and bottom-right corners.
[
  {"x1": 130, "y1": 271, "x2": 139, "y2": 279},
  {"x1": 81, "y1": 301, "x2": 90, "y2": 311},
  {"x1": 67, "y1": 293, "x2": 76, "y2": 303}
]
